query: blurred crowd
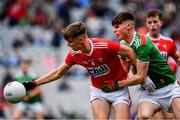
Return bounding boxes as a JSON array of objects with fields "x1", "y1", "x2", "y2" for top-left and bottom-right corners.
[
  {"x1": 0, "y1": 0, "x2": 180, "y2": 119},
  {"x1": 0, "y1": 0, "x2": 179, "y2": 43}
]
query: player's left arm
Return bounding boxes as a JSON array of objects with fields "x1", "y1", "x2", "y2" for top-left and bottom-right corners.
[
  {"x1": 169, "y1": 41, "x2": 180, "y2": 65},
  {"x1": 172, "y1": 52, "x2": 180, "y2": 66}
]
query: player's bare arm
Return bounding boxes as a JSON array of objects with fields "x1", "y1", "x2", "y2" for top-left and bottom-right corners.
[
  {"x1": 118, "y1": 61, "x2": 149, "y2": 87},
  {"x1": 121, "y1": 59, "x2": 131, "y2": 74},
  {"x1": 35, "y1": 62, "x2": 72, "y2": 85},
  {"x1": 173, "y1": 52, "x2": 180, "y2": 65},
  {"x1": 118, "y1": 44, "x2": 137, "y2": 67}
]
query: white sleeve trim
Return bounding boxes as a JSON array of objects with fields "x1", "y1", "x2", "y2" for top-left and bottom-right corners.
[{"x1": 137, "y1": 59, "x2": 150, "y2": 64}]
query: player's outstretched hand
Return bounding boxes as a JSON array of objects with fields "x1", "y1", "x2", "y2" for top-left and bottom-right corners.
[
  {"x1": 141, "y1": 76, "x2": 156, "y2": 93},
  {"x1": 22, "y1": 80, "x2": 37, "y2": 91}
]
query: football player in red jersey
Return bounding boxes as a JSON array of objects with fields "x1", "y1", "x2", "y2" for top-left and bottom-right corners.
[
  {"x1": 145, "y1": 9, "x2": 180, "y2": 119},
  {"x1": 19, "y1": 21, "x2": 139, "y2": 119}
]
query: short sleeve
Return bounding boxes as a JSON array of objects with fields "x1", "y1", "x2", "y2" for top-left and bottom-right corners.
[
  {"x1": 65, "y1": 52, "x2": 75, "y2": 65},
  {"x1": 136, "y1": 45, "x2": 150, "y2": 62},
  {"x1": 108, "y1": 40, "x2": 121, "y2": 53},
  {"x1": 169, "y1": 41, "x2": 177, "y2": 56}
]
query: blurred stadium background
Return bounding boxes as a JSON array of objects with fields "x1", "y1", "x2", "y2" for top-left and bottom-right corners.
[{"x1": 0, "y1": 0, "x2": 180, "y2": 119}]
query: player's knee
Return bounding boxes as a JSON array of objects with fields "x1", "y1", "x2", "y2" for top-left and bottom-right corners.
[
  {"x1": 138, "y1": 111, "x2": 152, "y2": 119},
  {"x1": 93, "y1": 115, "x2": 109, "y2": 119}
]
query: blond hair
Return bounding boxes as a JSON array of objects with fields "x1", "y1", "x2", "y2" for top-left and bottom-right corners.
[{"x1": 63, "y1": 21, "x2": 87, "y2": 40}]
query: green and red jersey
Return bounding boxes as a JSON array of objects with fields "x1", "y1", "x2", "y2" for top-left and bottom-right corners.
[{"x1": 120, "y1": 32, "x2": 176, "y2": 89}]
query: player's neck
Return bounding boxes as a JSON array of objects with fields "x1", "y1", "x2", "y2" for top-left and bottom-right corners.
[
  {"x1": 150, "y1": 33, "x2": 160, "y2": 38},
  {"x1": 82, "y1": 38, "x2": 91, "y2": 54},
  {"x1": 126, "y1": 31, "x2": 135, "y2": 44}
]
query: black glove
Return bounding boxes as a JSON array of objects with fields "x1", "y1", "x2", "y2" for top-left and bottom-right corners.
[
  {"x1": 101, "y1": 80, "x2": 119, "y2": 93},
  {"x1": 22, "y1": 80, "x2": 37, "y2": 91},
  {"x1": 101, "y1": 84, "x2": 112, "y2": 93}
]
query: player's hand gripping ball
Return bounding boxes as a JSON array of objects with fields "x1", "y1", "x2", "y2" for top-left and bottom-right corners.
[{"x1": 3, "y1": 81, "x2": 26, "y2": 103}]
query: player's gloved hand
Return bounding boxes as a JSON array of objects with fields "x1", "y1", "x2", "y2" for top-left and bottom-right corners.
[
  {"x1": 101, "y1": 80, "x2": 119, "y2": 93},
  {"x1": 101, "y1": 84, "x2": 112, "y2": 93},
  {"x1": 141, "y1": 76, "x2": 156, "y2": 93},
  {"x1": 22, "y1": 80, "x2": 37, "y2": 91}
]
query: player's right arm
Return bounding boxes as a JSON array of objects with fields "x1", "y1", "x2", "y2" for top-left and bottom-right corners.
[
  {"x1": 35, "y1": 62, "x2": 71, "y2": 85},
  {"x1": 23, "y1": 62, "x2": 72, "y2": 90}
]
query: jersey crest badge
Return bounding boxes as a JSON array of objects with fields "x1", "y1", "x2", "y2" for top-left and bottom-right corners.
[{"x1": 98, "y1": 58, "x2": 103, "y2": 64}]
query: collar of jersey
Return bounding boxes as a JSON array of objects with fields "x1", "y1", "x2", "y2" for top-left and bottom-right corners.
[
  {"x1": 146, "y1": 32, "x2": 161, "y2": 40},
  {"x1": 128, "y1": 32, "x2": 138, "y2": 46}
]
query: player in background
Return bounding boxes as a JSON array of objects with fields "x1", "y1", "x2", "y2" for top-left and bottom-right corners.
[
  {"x1": 145, "y1": 9, "x2": 180, "y2": 119},
  {"x1": 18, "y1": 21, "x2": 140, "y2": 119},
  {"x1": 12, "y1": 59, "x2": 44, "y2": 120},
  {"x1": 146, "y1": 9, "x2": 180, "y2": 74},
  {"x1": 112, "y1": 11, "x2": 180, "y2": 119}
]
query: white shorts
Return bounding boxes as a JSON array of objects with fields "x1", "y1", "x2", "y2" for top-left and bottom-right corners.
[
  {"x1": 16, "y1": 102, "x2": 44, "y2": 113},
  {"x1": 139, "y1": 81, "x2": 180, "y2": 110},
  {"x1": 89, "y1": 86, "x2": 131, "y2": 106}
]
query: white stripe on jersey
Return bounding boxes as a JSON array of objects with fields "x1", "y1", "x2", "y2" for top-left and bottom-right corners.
[
  {"x1": 94, "y1": 42, "x2": 108, "y2": 45},
  {"x1": 93, "y1": 42, "x2": 108, "y2": 49},
  {"x1": 70, "y1": 40, "x2": 108, "y2": 56},
  {"x1": 71, "y1": 50, "x2": 81, "y2": 56},
  {"x1": 93, "y1": 47, "x2": 108, "y2": 49},
  {"x1": 160, "y1": 35, "x2": 173, "y2": 41},
  {"x1": 147, "y1": 33, "x2": 173, "y2": 41}
]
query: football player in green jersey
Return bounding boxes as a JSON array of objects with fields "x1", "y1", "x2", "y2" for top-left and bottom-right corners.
[
  {"x1": 13, "y1": 59, "x2": 44, "y2": 119},
  {"x1": 112, "y1": 11, "x2": 180, "y2": 119}
]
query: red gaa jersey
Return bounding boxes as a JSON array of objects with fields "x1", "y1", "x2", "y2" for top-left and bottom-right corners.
[
  {"x1": 65, "y1": 38, "x2": 127, "y2": 88},
  {"x1": 147, "y1": 33, "x2": 177, "y2": 73}
]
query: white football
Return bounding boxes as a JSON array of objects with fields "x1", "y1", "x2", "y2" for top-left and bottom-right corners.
[{"x1": 3, "y1": 81, "x2": 26, "y2": 103}]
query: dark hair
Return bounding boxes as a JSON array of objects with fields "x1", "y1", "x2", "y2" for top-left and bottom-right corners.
[
  {"x1": 112, "y1": 11, "x2": 135, "y2": 26},
  {"x1": 63, "y1": 21, "x2": 87, "y2": 40},
  {"x1": 146, "y1": 9, "x2": 162, "y2": 20}
]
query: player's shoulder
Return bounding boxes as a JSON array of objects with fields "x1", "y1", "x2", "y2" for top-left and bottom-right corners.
[
  {"x1": 91, "y1": 38, "x2": 110, "y2": 43},
  {"x1": 91, "y1": 38, "x2": 109, "y2": 48},
  {"x1": 160, "y1": 34, "x2": 174, "y2": 42},
  {"x1": 69, "y1": 50, "x2": 82, "y2": 56}
]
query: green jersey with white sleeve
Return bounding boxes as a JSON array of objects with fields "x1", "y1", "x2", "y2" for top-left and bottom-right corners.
[{"x1": 120, "y1": 32, "x2": 176, "y2": 89}]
